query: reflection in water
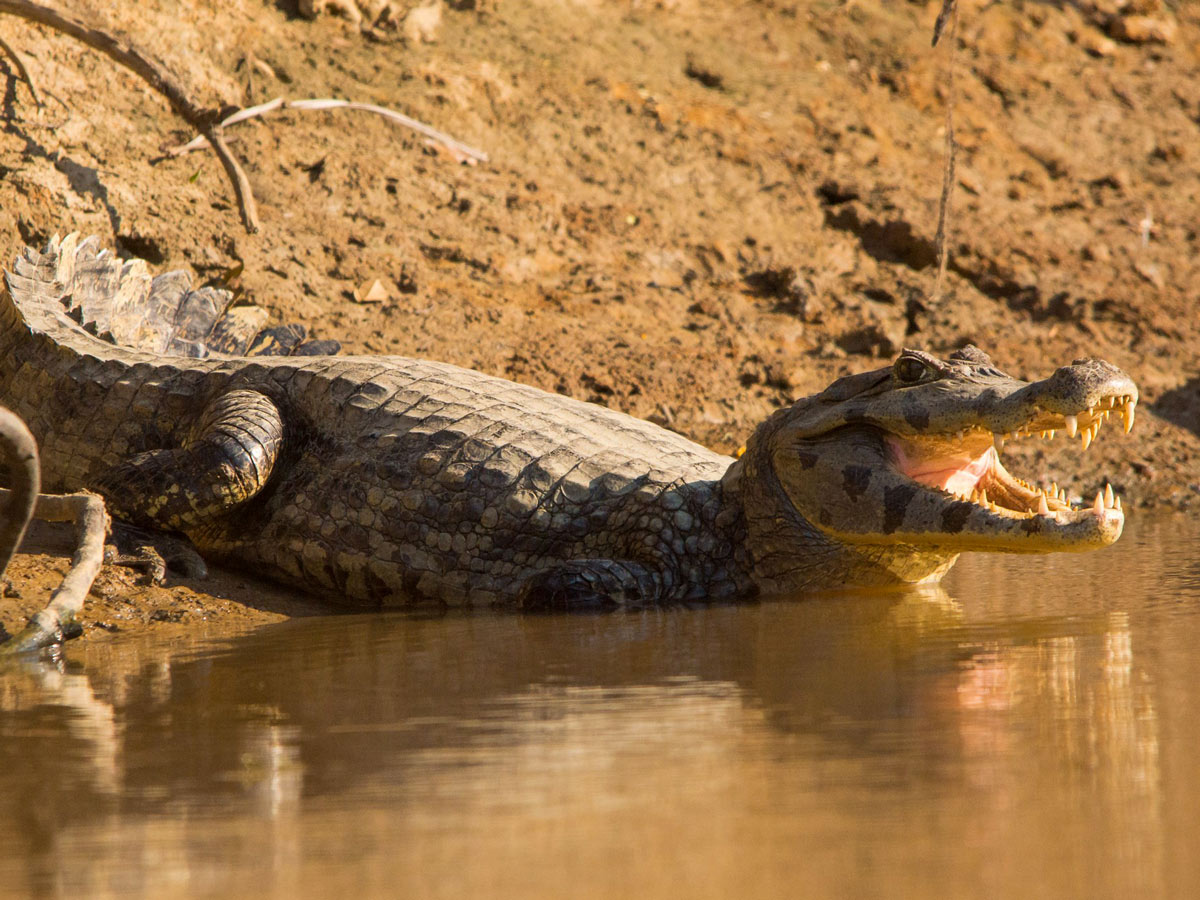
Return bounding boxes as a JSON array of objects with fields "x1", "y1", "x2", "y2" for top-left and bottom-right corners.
[{"x1": 0, "y1": 516, "x2": 1196, "y2": 898}]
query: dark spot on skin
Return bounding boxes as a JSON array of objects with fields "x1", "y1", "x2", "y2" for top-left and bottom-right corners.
[
  {"x1": 941, "y1": 502, "x2": 972, "y2": 533},
  {"x1": 797, "y1": 451, "x2": 818, "y2": 469},
  {"x1": 842, "y1": 465, "x2": 872, "y2": 501},
  {"x1": 818, "y1": 508, "x2": 832, "y2": 526},
  {"x1": 904, "y1": 407, "x2": 930, "y2": 430},
  {"x1": 883, "y1": 484, "x2": 918, "y2": 534}
]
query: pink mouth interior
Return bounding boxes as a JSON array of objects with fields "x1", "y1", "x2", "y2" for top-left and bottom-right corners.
[{"x1": 886, "y1": 436, "x2": 997, "y2": 496}]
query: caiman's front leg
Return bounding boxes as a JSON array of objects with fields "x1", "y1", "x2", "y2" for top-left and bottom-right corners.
[
  {"x1": 95, "y1": 390, "x2": 283, "y2": 531},
  {"x1": 517, "y1": 559, "x2": 669, "y2": 610}
]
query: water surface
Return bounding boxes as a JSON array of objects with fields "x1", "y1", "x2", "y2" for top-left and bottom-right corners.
[{"x1": 1, "y1": 515, "x2": 1197, "y2": 898}]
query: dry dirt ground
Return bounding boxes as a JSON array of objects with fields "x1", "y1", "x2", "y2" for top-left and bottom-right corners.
[{"x1": 0, "y1": 0, "x2": 1197, "y2": 639}]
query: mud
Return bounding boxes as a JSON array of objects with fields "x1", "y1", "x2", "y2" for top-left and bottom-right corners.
[{"x1": 0, "y1": 0, "x2": 1197, "y2": 636}]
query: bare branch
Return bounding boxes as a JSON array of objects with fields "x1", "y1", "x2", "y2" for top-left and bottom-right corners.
[
  {"x1": 168, "y1": 96, "x2": 489, "y2": 164},
  {"x1": 1, "y1": 405, "x2": 110, "y2": 655},
  {"x1": 0, "y1": 30, "x2": 42, "y2": 106},
  {"x1": 0, "y1": 405, "x2": 39, "y2": 579},
  {"x1": 0, "y1": 0, "x2": 259, "y2": 231},
  {"x1": 0, "y1": 491, "x2": 110, "y2": 655}
]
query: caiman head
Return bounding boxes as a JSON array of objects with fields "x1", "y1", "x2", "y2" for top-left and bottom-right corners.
[{"x1": 725, "y1": 345, "x2": 1138, "y2": 593}]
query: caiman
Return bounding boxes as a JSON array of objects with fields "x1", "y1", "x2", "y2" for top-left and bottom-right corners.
[{"x1": 0, "y1": 235, "x2": 1138, "y2": 608}]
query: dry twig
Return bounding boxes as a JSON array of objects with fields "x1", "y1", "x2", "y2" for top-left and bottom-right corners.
[
  {"x1": 168, "y1": 96, "x2": 489, "y2": 164},
  {"x1": 0, "y1": 0, "x2": 260, "y2": 231}
]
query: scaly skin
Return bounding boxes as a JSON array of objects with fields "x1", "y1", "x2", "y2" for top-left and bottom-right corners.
[{"x1": 0, "y1": 236, "x2": 1139, "y2": 607}]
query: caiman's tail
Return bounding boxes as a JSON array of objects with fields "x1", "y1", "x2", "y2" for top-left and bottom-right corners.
[{"x1": 9, "y1": 233, "x2": 340, "y2": 359}]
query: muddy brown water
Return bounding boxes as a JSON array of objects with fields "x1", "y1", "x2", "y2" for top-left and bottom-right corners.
[{"x1": 0, "y1": 516, "x2": 1197, "y2": 898}]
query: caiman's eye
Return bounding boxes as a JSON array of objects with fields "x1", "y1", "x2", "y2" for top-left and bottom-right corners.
[{"x1": 894, "y1": 356, "x2": 928, "y2": 384}]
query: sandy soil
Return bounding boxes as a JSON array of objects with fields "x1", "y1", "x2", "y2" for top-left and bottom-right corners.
[{"x1": 0, "y1": 0, "x2": 1197, "y2": 639}]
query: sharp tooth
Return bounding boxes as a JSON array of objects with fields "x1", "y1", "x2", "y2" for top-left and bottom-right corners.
[
  {"x1": 993, "y1": 433, "x2": 1005, "y2": 452},
  {"x1": 1123, "y1": 401, "x2": 1136, "y2": 433},
  {"x1": 1115, "y1": 495, "x2": 1122, "y2": 511},
  {"x1": 1081, "y1": 428, "x2": 1093, "y2": 451},
  {"x1": 1037, "y1": 493, "x2": 1051, "y2": 516},
  {"x1": 1059, "y1": 487, "x2": 1067, "y2": 501},
  {"x1": 1065, "y1": 415, "x2": 1078, "y2": 437},
  {"x1": 1093, "y1": 490, "x2": 1104, "y2": 514},
  {"x1": 1050, "y1": 481, "x2": 1058, "y2": 497},
  {"x1": 1048, "y1": 430, "x2": 1055, "y2": 440},
  {"x1": 1104, "y1": 483, "x2": 1114, "y2": 509},
  {"x1": 979, "y1": 489, "x2": 988, "y2": 505}
]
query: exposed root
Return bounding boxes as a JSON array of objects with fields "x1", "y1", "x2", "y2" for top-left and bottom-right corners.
[{"x1": 0, "y1": 0, "x2": 259, "y2": 231}]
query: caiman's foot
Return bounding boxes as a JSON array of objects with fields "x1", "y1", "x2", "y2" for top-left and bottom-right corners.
[
  {"x1": 518, "y1": 559, "x2": 665, "y2": 612},
  {"x1": 104, "y1": 525, "x2": 207, "y2": 585}
]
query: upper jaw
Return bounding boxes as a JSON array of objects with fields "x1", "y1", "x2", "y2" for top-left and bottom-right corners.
[
  {"x1": 985, "y1": 391, "x2": 1137, "y2": 452},
  {"x1": 968, "y1": 357, "x2": 1139, "y2": 444}
]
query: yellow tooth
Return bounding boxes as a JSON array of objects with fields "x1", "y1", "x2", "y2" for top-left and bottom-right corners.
[
  {"x1": 1081, "y1": 428, "x2": 1093, "y2": 451},
  {"x1": 1048, "y1": 430, "x2": 1055, "y2": 440},
  {"x1": 1064, "y1": 415, "x2": 1078, "y2": 438},
  {"x1": 993, "y1": 433, "x2": 1005, "y2": 452},
  {"x1": 1037, "y1": 493, "x2": 1050, "y2": 516},
  {"x1": 1093, "y1": 490, "x2": 1104, "y2": 513},
  {"x1": 1123, "y1": 401, "x2": 1136, "y2": 433},
  {"x1": 1104, "y1": 483, "x2": 1114, "y2": 508},
  {"x1": 979, "y1": 489, "x2": 989, "y2": 505},
  {"x1": 1115, "y1": 495, "x2": 1122, "y2": 511}
]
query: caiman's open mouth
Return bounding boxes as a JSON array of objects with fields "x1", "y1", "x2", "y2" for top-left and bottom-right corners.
[{"x1": 887, "y1": 392, "x2": 1136, "y2": 529}]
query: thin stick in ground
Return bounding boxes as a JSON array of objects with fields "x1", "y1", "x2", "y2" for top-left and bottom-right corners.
[{"x1": 931, "y1": 0, "x2": 959, "y2": 304}]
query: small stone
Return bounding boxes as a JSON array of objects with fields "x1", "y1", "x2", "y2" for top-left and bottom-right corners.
[
  {"x1": 353, "y1": 279, "x2": 389, "y2": 304},
  {"x1": 1077, "y1": 29, "x2": 1117, "y2": 57},
  {"x1": 404, "y1": 0, "x2": 443, "y2": 44},
  {"x1": 1134, "y1": 261, "x2": 1165, "y2": 290},
  {"x1": 1108, "y1": 15, "x2": 1176, "y2": 44}
]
